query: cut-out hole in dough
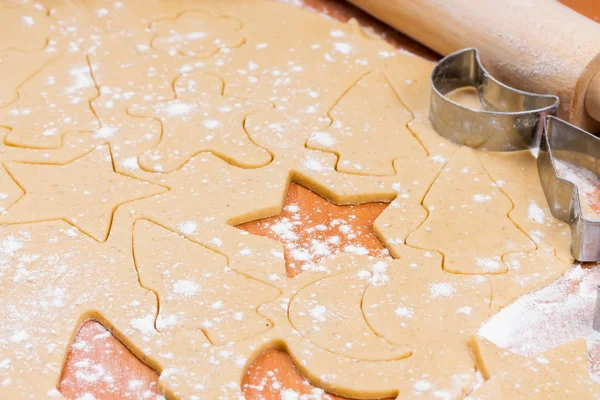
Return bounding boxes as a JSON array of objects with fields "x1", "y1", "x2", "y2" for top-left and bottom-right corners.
[
  {"x1": 236, "y1": 182, "x2": 390, "y2": 277},
  {"x1": 59, "y1": 320, "x2": 160, "y2": 399},
  {"x1": 242, "y1": 348, "x2": 394, "y2": 400}
]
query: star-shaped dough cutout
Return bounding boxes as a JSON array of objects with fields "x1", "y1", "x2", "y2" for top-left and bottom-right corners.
[
  {"x1": 0, "y1": 145, "x2": 167, "y2": 241},
  {"x1": 129, "y1": 71, "x2": 273, "y2": 173},
  {"x1": 236, "y1": 182, "x2": 390, "y2": 277}
]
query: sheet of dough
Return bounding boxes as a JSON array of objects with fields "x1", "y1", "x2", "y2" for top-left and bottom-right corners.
[{"x1": 0, "y1": 0, "x2": 580, "y2": 398}]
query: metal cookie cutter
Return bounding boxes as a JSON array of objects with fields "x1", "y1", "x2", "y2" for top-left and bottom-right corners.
[
  {"x1": 595, "y1": 286, "x2": 600, "y2": 332},
  {"x1": 538, "y1": 116, "x2": 600, "y2": 262},
  {"x1": 430, "y1": 48, "x2": 559, "y2": 151}
]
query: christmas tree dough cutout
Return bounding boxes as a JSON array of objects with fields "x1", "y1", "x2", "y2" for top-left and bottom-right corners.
[
  {"x1": 133, "y1": 219, "x2": 280, "y2": 345},
  {"x1": 1, "y1": 52, "x2": 99, "y2": 149},
  {"x1": 129, "y1": 71, "x2": 273, "y2": 172},
  {"x1": 406, "y1": 147, "x2": 536, "y2": 275},
  {"x1": 306, "y1": 71, "x2": 427, "y2": 176}
]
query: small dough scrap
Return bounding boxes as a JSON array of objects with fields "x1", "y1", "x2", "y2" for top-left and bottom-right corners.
[
  {"x1": 407, "y1": 146, "x2": 536, "y2": 275},
  {"x1": 289, "y1": 268, "x2": 410, "y2": 361},
  {"x1": 470, "y1": 336, "x2": 599, "y2": 399},
  {"x1": 478, "y1": 150, "x2": 574, "y2": 264},
  {"x1": 0, "y1": 146, "x2": 166, "y2": 241},
  {"x1": 306, "y1": 71, "x2": 427, "y2": 176},
  {"x1": 0, "y1": 1, "x2": 51, "y2": 51},
  {"x1": 130, "y1": 71, "x2": 273, "y2": 172},
  {"x1": 1, "y1": 52, "x2": 99, "y2": 149},
  {"x1": 133, "y1": 219, "x2": 279, "y2": 344},
  {"x1": 151, "y1": 11, "x2": 244, "y2": 58}
]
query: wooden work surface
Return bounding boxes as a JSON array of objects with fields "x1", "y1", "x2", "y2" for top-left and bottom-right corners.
[{"x1": 58, "y1": 1, "x2": 600, "y2": 399}]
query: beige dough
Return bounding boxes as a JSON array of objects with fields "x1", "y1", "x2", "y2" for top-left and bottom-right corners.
[
  {"x1": 151, "y1": 11, "x2": 244, "y2": 58},
  {"x1": 0, "y1": 146, "x2": 166, "y2": 241},
  {"x1": 1, "y1": 52, "x2": 98, "y2": 149},
  {"x1": 0, "y1": 1, "x2": 51, "y2": 52},
  {"x1": 129, "y1": 71, "x2": 273, "y2": 172},
  {"x1": 0, "y1": 0, "x2": 579, "y2": 398},
  {"x1": 0, "y1": 48, "x2": 58, "y2": 108},
  {"x1": 470, "y1": 336, "x2": 600, "y2": 399},
  {"x1": 407, "y1": 146, "x2": 536, "y2": 275},
  {"x1": 289, "y1": 268, "x2": 411, "y2": 361},
  {"x1": 306, "y1": 71, "x2": 428, "y2": 176},
  {"x1": 134, "y1": 219, "x2": 280, "y2": 344}
]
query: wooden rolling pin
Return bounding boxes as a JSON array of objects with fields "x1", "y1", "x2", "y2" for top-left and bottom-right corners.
[{"x1": 346, "y1": 0, "x2": 600, "y2": 133}]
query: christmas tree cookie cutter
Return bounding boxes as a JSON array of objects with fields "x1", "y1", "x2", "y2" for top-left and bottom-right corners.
[
  {"x1": 538, "y1": 116, "x2": 600, "y2": 262},
  {"x1": 430, "y1": 48, "x2": 559, "y2": 151},
  {"x1": 430, "y1": 48, "x2": 600, "y2": 263}
]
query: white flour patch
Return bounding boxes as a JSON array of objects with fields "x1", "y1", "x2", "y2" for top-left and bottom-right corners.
[
  {"x1": 309, "y1": 305, "x2": 327, "y2": 322},
  {"x1": 172, "y1": 280, "x2": 200, "y2": 296},
  {"x1": 472, "y1": 194, "x2": 492, "y2": 203},
  {"x1": 456, "y1": 306, "x2": 472, "y2": 316},
  {"x1": 203, "y1": 119, "x2": 222, "y2": 129},
  {"x1": 333, "y1": 42, "x2": 352, "y2": 54},
  {"x1": 93, "y1": 126, "x2": 118, "y2": 139},
  {"x1": 479, "y1": 263, "x2": 600, "y2": 378},
  {"x1": 309, "y1": 131, "x2": 337, "y2": 147},
  {"x1": 430, "y1": 282, "x2": 455, "y2": 298},
  {"x1": 343, "y1": 244, "x2": 369, "y2": 256},
  {"x1": 395, "y1": 306, "x2": 414, "y2": 318},
  {"x1": 120, "y1": 157, "x2": 140, "y2": 170},
  {"x1": 528, "y1": 201, "x2": 545, "y2": 224},
  {"x1": 130, "y1": 314, "x2": 155, "y2": 335},
  {"x1": 163, "y1": 101, "x2": 195, "y2": 116},
  {"x1": 475, "y1": 257, "x2": 502, "y2": 272},
  {"x1": 178, "y1": 221, "x2": 197, "y2": 235}
]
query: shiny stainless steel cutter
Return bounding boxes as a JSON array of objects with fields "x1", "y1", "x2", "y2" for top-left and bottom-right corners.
[
  {"x1": 430, "y1": 47, "x2": 600, "y2": 330},
  {"x1": 430, "y1": 47, "x2": 600, "y2": 263},
  {"x1": 538, "y1": 116, "x2": 600, "y2": 262},
  {"x1": 430, "y1": 48, "x2": 559, "y2": 151}
]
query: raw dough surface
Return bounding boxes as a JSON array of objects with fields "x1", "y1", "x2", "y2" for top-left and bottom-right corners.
[{"x1": 0, "y1": 0, "x2": 579, "y2": 398}]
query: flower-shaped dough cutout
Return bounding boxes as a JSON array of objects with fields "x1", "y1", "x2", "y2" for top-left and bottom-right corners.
[
  {"x1": 130, "y1": 71, "x2": 272, "y2": 172},
  {"x1": 133, "y1": 220, "x2": 280, "y2": 345},
  {"x1": 151, "y1": 11, "x2": 244, "y2": 58}
]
